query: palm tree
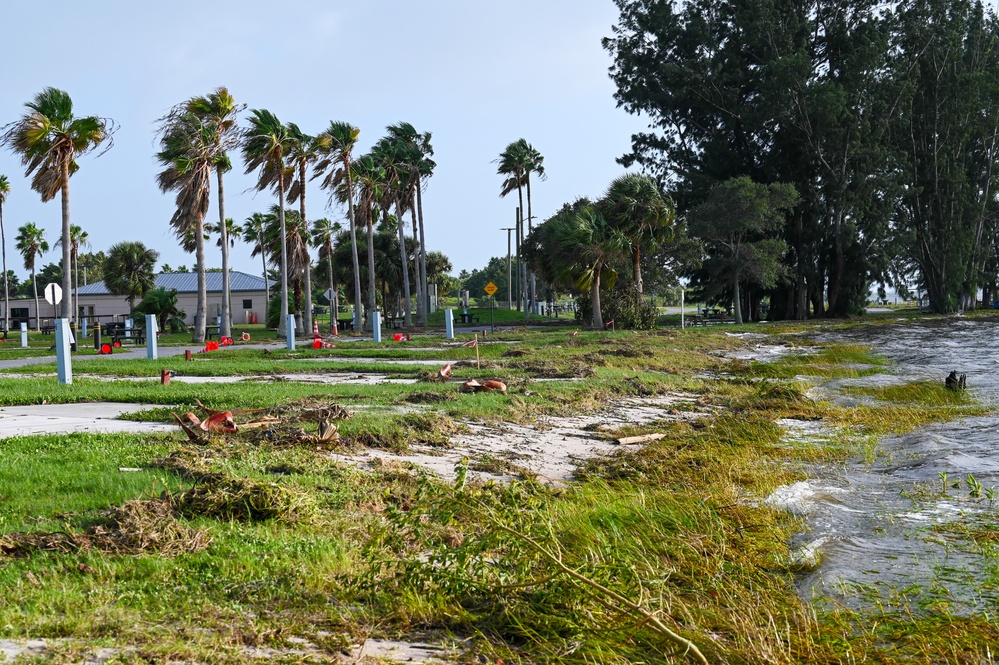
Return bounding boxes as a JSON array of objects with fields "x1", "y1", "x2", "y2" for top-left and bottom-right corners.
[
  {"x1": 1, "y1": 87, "x2": 110, "y2": 321},
  {"x1": 386, "y1": 122, "x2": 435, "y2": 325},
  {"x1": 241, "y1": 213, "x2": 271, "y2": 303},
  {"x1": 258, "y1": 206, "x2": 311, "y2": 330},
  {"x1": 55, "y1": 224, "x2": 89, "y2": 326},
  {"x1": 242, "y1": 109, "x2": 294, "y2": 337},
  {"x1": 286, "y1": 123, "x2": 319, "y2": 336},
  {"x1": 0, "y1": 175, "x2": 10, "y2": 331},
  {"x1": 315, "y1": 121, "x2": 362, "y2": 328},
  {"x1": 527, "y1": 201, "x2": 626, "y2": 329},
  {"x1": 15, "y1": 222, "x2": 48, "y2": 330},
  {"x1": 104, "y1": 241, "x2": 159, "y2": 313},
  {"x1": 345, "y1": 154, "x2": 385, "y2": 327},
  {"x1": 601, "y1": 174, "x2": 675, "y2": 295},
  {"x1": 156, "y1": 108, "x2": 211, "y2": 343},
  {"x1": 373, "y1": 136, "x2": 414, "y2": 327},
  {"x1": 187, "y1": 88, "x2": 243, "y2": 339},
  {"x1": 496, "y1": 139, "x2": 546, "y2": 315},
  {"x1": 312, "y1": 217, "x2": 343, "y2": 320}
]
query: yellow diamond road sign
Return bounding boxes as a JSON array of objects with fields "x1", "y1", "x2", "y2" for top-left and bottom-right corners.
[{"x1": 484, "y1": 281, "x2": 498, "y2": 296}]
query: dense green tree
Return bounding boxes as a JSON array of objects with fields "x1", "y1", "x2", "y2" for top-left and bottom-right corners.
[
  {"x1": 890, "y1": 0, "x2": 999, "y2": 313},
  {"x1": 525, "y1": 199, "x2": 627, "y2": 329},
  {"x1": 15, "y1": 222, "x2": 47, "y2": 329},
  {"x1": 241, "y1": 212, "x2": 271, "y2": 303},
  {"x1": 600, "y1": 173, "x2": 675, "y2": 295},
  {"x1": 132, "y1": 287, "x2": 185, "y2": 332},
  {"x1": 687, "y1": 177, "x2": 799, "y2": 324},
  {"x1": 78, "y1": 251, "x2": 105, "y2": 286},
  {"x1": 104, "y1": 241, "x2": 159, "y2": 313},
  {"x1": 372, "y1": 135, "x2": 415, "y2": 327},
  {"x1": 2, "y1": 87, "x2": 110, "y2": 320}
]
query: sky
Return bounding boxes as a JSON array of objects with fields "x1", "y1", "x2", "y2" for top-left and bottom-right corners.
[{"x1": 0, "y1": 1, "x2": 647, "y2": 284}]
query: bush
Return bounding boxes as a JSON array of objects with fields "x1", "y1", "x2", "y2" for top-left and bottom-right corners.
[{"x1": 577, "y1": 289, "x2": 659, "y2": 330}]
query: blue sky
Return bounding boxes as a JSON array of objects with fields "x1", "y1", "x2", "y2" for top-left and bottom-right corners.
[{"x1": 0, "y1": 1, "x2": 646, "y2": 282}]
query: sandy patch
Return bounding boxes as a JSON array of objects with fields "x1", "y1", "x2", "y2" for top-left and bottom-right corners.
[
  {"x1": 335, "y1": 393, "x2": 704, "y2": 484},
  {"x1": 0, "y1": 402, "x2": 175, "y2": 437}
]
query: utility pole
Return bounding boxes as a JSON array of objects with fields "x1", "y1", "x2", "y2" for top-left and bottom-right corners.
[
  {"x1": 501, "y1": 227, "x2": 515, "y2": 309},
  {"x1": 518, "y1": 207, "x2": 528, "y2": 318}
]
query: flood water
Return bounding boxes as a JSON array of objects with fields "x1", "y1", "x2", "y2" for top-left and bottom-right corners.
[{"x1": 780, "y1": 318, "x2": 999, "y2": 612}]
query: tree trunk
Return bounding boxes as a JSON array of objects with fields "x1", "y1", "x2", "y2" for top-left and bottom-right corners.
[
  {"x1": 396, "y1": 197, "x2": 413, "y2": 328},
  {"x1": 590, "y1": 266, "x2": 602, "y2": 330},
  {"x1": 416, "y1": 178, "x2": 428, "y2": 325},
  {"x1": 409, "y1": 198, "x2": 427, "y2": 325},
  {"x1": 193, "y1": 213, "x2": 207, "y2": 344},
  {"x1": 632, "y1": 246, "x2": 643, "y2": 295},
  {"x1": 60, "y1": 163, "x2": 72, "y2": 321},
  {"x1": 732, "y1": 276, "x2": 743, "y2": 325},
  {"x1": 366, "y1": 213, "x2": 376, "y2": 330},
  {"x1": 344, "y1": 164, "x2": 363, "y2": 329},
  {"x1": 277, "y1": 175, "x2": 290, "y2": 338},
  {"x1": 526, "y1": 176, "x2": 537, "y2": 310},
  {"x1": 73, "y1": 248, "x2": 79, "y2": 326},
  {"x1": 260, "y1": 247, "x2": 269, "y2": 304},
  {"x1": 1, "y1": 202, "x2": 9, "y2": 332},
  {"x1": 217, "y1": 169, "x2": 231, "y2": 338},
  {"x1": 326, "y1": 241, "x2": 335, "y2": 331},
  {"x1": 31, "y1": 268, "x2": 39, "y2": 332},
  {"x1": 299, "y1": 162, "x2": 313, "y2": 337},
  {"x1": 410, "y1": 203, "x2": 424, "y2": 325}
]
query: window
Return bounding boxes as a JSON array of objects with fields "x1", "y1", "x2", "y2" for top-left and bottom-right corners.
[{"x1": 242, "y1": 299, "x2": 253, "y2": 310}]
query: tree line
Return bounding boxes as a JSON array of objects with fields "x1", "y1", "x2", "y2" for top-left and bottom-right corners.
[
  {"x1": 603, "y1": 0, "x2": 999, "y2": 316},
  {"x1": 0, "y1": 87, "x2": 443, "y2": 341}
]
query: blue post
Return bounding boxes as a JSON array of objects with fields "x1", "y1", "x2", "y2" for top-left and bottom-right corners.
[
  {"x1": 20, "y1": 322, "x2": 27, "y2": 348},
  {"x1": 55, "y1": 318, "x2": 72, "y2": 385},
  {"x1": 146, "y1": 314, "x2": 158, "y2": 360},
  {"x1": 125, "y1": 318, "x2": 133, "y2": 339},
  {"x1": 81, "y1": 317, "x2": 88, "y2": 338},
  {"x1": 445, "y1": 309, "x2": 455, "y2": 339},
  {"x1": 286, "y1": 314, "x2": 296, "y2": 350},
  {"x1": 372, "y1": 311, "x2": 382, "y2": 343}
]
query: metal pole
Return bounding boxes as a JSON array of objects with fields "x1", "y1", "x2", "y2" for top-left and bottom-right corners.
[
  {"x1": 519, "y1": 208, "x2": 528, "y2": 319},
  {"x1": 502, "y1": 227, "x2": 515, "y2": 309}
]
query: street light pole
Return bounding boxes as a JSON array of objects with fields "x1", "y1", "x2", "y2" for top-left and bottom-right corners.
[{"x1": 501, "y1": 227, "x2": 515, "y2": 310}]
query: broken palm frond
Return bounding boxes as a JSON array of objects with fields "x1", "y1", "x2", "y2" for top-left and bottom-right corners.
[
  {"x1": 459, "y1": 379, "x2": 507, "y2": 394},
  {"x1": 440, "y1": 363, "x2": 453, "y2": 379},
  {"x1": 0, "y1": 498, "x2": 212, "y2": 558}
]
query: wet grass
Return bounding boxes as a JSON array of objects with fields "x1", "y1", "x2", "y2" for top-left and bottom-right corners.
[{"x1": 0, "y1": 321, "x2": 995, "y2": 662}]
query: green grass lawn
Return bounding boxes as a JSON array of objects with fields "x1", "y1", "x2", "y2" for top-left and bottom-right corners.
[{"x1": 0, "y1": 316, "x2": 994, "y2": 663}]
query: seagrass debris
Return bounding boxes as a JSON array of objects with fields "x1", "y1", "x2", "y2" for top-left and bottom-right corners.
[
  {"x1": 172, "y1": 399, "x2": 351, "y2": 445},
  {"x1": 0, "y1": 498, "x2": 212, "y2": 558}
]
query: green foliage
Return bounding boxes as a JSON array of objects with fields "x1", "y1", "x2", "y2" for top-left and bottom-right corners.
[
  {"x1": 103, "y1": 241, "x2": 159, "y2": 310},
  {"x1": 132, "y1": 287, "x2": 186, "y2": 332}
]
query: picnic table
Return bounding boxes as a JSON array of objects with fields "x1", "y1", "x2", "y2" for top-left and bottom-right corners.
[
  {"x1": 460, "y1": 312, "x2": 481, "y2": 324},
  {"x1": 384, "y1": 315, "x2": 402, "y2": 329},
  {"x1": 337, "y1": 318, "x2": 354, "y2": 331}
]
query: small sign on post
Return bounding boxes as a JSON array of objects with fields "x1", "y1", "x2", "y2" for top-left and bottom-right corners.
[{"x1": 484, "y1": 282, "x2": 498, "y2": 333}]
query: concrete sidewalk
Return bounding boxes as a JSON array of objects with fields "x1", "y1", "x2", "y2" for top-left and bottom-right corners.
[{"x1": 0, "y1": 402, "x2": 175, "y2": 437}]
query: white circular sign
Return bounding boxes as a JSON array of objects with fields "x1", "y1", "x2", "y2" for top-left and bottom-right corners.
[{"x1": 44, "y1": 282, "x2": 63, "y2": 305}]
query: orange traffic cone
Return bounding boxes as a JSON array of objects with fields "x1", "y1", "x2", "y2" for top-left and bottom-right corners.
[{"x1": 312, "y1": 319, "x2": 320, "y2": 338}]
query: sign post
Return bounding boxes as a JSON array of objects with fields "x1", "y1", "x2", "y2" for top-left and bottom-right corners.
[
  {"x1": 43, "y1": 282, "x2": 62, "y2": 328},
  {"x1": 484, "y1": 282, "x2": 498, "y2": 333}
]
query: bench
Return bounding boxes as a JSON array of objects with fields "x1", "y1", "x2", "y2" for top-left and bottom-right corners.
[
  {"x1": 40, "y1": 325, "x2": 55, "y2": 335},
  {"x1": 337, "y1": 318, "x2": 354, "y2": 332},
  {"x1": 384, "y1": 315, "x2": 402, "y2": 329},
  {"x1": 460, "y1": 313, "x2": 481, "y2": 324}
]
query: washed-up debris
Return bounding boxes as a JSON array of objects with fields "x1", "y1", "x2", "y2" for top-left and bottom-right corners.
[
  {"x1": 946, "y1": 371, "x2": 967, "y2": 391},
  {"x1": 459, "y1": 379, "x2": 507, "y2": 394},
  {"x1": 174, "y1": 398, "x2": 351, "y2": 445},
  {"x1": 616, "y1": 433, "x2": 666, "y2": 445},
  {"x1": 439, "y1": 363, "x2": 453, "y2": 379},
  {"x1": 0, "y1": 498, "x2": 212, "y2": 558}
]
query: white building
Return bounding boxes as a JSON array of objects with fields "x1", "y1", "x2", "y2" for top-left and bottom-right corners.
[{"x1": 8, "y1": 271, "x2": 270, "y2": 328}]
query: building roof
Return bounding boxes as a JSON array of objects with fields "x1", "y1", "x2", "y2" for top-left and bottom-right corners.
[{"x1": 77, "y1": 271, "x2": 270, "y2": 296}]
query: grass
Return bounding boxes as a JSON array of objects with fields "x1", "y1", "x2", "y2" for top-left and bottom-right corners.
[{"x1": 0, "y1": 317, "x2": 994, "y2": 662}]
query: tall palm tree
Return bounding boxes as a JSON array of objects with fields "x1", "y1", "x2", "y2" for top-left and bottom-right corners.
[
  {"x1": 259, "y1": 206, "x2": 311, "y2": 330},
  {"x1": 373, "y1": 136, "x2": 414, "y2": 327},
  {"x1": 187, "y1": 87, "x2": 243, "y2": 339},
  {"x1": 156, "y1": 108, "x2": 211, "y2": 343},
  {"x1": 55, "y1": 224, "x2": 88, "y2": 326},
  {"x1": 1, "y1": 87, "x2": 110, "y2": 321},
  {"x1": 15, "y1": 222, "x2": 47, "y2": 330},
  {"x1": 104, "y1": 241, "x2": 159, "y2": 313},
  {"x1": 241, "y1": 212, "x2": 271, "y2": 303},
  {"x1": 286, "y1": 123, "x2": 319, "y2": 336},
  {"x1": 496, "y1": 139, "x2": 545, "y2": 316},
  {"x1": 315, "y1": 121, "x2": 362, "y2": 327},
  {"x1": 601, "y1": 174, "x2": 675, "y2": 295},
  {"x1": 386, "y1": 122, "x2": 434, "y2": 325},
  {"x1": 0, "y1": 175, "x2": 10, "y2": 331},
  {"x1": 311, "y1": 217, "x2": 343, "y2": 320},
  {"x1": 343, "y1": 154, "x2": 384, "y2": 327},
  {"x1": 242, "y1": 109, "x2": 294, "y2": 337}
]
